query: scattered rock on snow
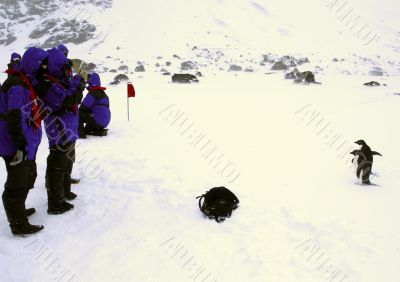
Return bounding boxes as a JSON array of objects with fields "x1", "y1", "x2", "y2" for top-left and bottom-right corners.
[
  {"x1": 172, "y1": 74, "x2": 199, "y2": 84},
  {"x1": 181, "y1": 61, "x2": 197, "y2": 71},
  {"x1": 271, "y1": 61, "x2": 288, "y2": 71},
  {"x1": 110, "y1": 74, "x2": 129, "y2": 85},
  {"x1": 118, "y1": 65, "x2": 128, "y2": 71},
  {"x1": 228, "y1": 64, "x2": 242, "y2": 71},
  {"x1": 368, "y1": 67, "x2": 384, "y2": 76},
  {"x1": 285, "y1": 69, "x2": 318, "y2": 84},
  {"x1": 364, "y1": 81, "x2": 381, "y2": 87},
  {"x1": 135, "y1": 65, "x2": 145, "y2": 72}
]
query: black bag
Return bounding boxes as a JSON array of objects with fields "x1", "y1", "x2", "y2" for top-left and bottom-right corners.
[{"x1": 196, "y1": 187, "x2": 239, "y2": 222}]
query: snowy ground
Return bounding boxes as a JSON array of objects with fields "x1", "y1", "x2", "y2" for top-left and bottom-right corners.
[
  {"x1": 1, "y1": 70, "x2": 400, "y2": 282},
  {"x1": 1, "y1": 0, "x2": 400, "y2": 281}
]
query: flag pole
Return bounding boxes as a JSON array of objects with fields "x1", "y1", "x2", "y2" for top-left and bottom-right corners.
[{"x1": 127, "y1": 92, "x2": 130, "y2": 121}]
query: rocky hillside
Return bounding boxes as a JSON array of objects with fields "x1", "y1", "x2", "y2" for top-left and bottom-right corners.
[{"x1": 0, "y1": 0, "x2": 112, "y2": 48}]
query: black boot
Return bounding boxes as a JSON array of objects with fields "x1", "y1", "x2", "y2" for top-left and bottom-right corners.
[
  {"x1": 64, "y1": 163, "x2": 77, "y2": 201},
  {"x1": 46, "y1": 168, "x2": 74, "y2": 215},
  {"x1": 71, "y1": 178, "x2": 80, "y2": 184},
  {"x1": 2, "y1": 194, "x2": 43, "y2": 236},
  {"x1": 26, "y1": 208, "x2": 36, "y2": 216}
]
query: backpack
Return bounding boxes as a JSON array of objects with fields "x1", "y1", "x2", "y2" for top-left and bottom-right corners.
[{"x1": 196, "y1": 187, "x2": 239, "y2": 222}]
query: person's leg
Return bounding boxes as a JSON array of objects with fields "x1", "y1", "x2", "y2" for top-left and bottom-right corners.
[
  {"x1": 85, "y1": 117, "x2": 108, "y2": 136},
  {"x1": 46, "y1": 148, "x2": 74, "y2": 214},
  {"x1": 63, "y1": 142, "x2": 77, "y2": 200},
  {"x1": 2, "y1": 157, "x2": 43, "y2": 235}
]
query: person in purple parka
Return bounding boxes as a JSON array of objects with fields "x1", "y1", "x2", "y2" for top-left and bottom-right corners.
[
  {"x1": 39, "y1": 48, "x2": 85, "y2": 214},
  {"x1": 0, "y1": 47, "x2": 48, "y2": 236},
  {"x1": 78, "y1": 72, "x2": 111, "y2": 138},
  {"x1": 7, "y1": 52, "x2": 22, "y2": 77}
]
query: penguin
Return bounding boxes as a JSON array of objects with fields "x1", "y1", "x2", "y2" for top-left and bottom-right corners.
[{"x1": 351, "y1": 140, "x2": 382, "y2": 185}]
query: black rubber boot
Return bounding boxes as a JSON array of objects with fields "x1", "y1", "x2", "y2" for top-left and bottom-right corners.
[
  {"x1": 71, "y1": 178, "x2": 80, "y2": 184},
  {"x1": 64, "y1": 160, "x2": 77, "y2": 201},
  {"x1": 46, "y1": 168, "x2": 74, "y2": 215},
  {"x1": 26, "y1": 208, "x2": 36, "y2": 217},
  {"x1": 2, "y1": 194, "x2": 43, "y2": 236}
]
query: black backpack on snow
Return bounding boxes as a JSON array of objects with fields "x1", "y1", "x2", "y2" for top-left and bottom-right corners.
[{"x1": 196, "y1": 187, "x2": 239, "y2": 222}]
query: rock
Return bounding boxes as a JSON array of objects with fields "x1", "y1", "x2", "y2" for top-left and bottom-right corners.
[
  {"x1": 244, "y1": 68, "x2": 254, "y2": 72},
  {"x1": 118, "y1": 65, "x2": 128, "y2": 71},
  {"x1": 155, "y1": 63, "x2": 161, "y2": 67},
  {"x1": 172, "y1": 74, "x2": 199, "y2": 84},
  {"x1": 181, "y1": 61, "x2": 196, "y2": 71},
  {"x1": 261, "y1": 54, "x2": 275, "y2": 64},
  {"x1": 271, "y1": 61, "x2": 288, "y2": 71},
  {"x1": 110, "y1": 69, "x2": 117, "y2": 73},
  {"x1": 228, "y1": 64, "x2": 242, "y2": 72},
  {"x1": 157, "y1": 56, "x2": 163, "y2": 59},
  {"x1": 302, "y1": 71, "x2": 315, "y2": 83},
  {"x1": 286, "y1": 69, "x2": 317, "y2": 84},
  {"x1": 135, "y1": 65, "x2": 145, "y2": 72},
  {"x1": 173, "y1": 54, "x2": 181, "y2": 59},
  {"x1": 369, "y1": 67, "x2": 384, "y2": 76},
  {"x1": 364, "y1": 81, "x2": 380, "y2": 87},
  {"x1": 196, "y1": 71, "x2": 203, "y2": 77},
  {"x1": 333, "y1": 58, "x2": 339, "y2": 62},
  {"x1": 112, "y1": 74, "x2": 129, "y2": 84},
  {"x1": 162, "y1": 72, "x2": 171, "y2": 76},
  {"x1": 166, "y1": 61, "x2": 172, "y2": 66},
  {"x1": 284, "y1": 68, "x2": 300, "y2": 80}
]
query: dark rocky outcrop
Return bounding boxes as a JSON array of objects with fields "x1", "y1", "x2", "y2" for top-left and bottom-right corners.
[
  {"x1": 363, "y1": 81, "x2": 380, "y2": 87},
  {"x1": 172, "y1": 74, "x2": 199, "y2": 84},
  {"x1": 110, "y1": 74, "x2": 129, "y2": 85},
  {"x1": 271, "y1": 61, "x2": 288, "y2": 71},
  {"x1": 368, "y1": 67, "x2": 384, "y2": 76},
  {"x1": 118, "y1": 65, "x2": 129, "y2": 71},
  {"x1": 181, "y1": 61, "x2": 197, "y2": 71},
  {"x1": 229, "y1": 64, "x2": 242, "y2": 71},
  {"x1": 135, "y1": 65, "x2": 145, "y2": 72},
  {"x1": 285, "y1": 69, "x2": 318, "y2": 84}
]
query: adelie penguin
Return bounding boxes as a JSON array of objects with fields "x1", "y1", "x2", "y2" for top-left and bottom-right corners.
[{"x1": 350, "y1": 140, "x2": 382, "y2": 185}]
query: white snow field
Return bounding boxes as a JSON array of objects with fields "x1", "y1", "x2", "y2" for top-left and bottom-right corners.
[{"x1": 1, "y1": 0, "x2": 400, "y2": 281}]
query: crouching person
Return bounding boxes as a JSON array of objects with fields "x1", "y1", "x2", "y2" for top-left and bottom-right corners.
[
  {"x1": 0, "y1": 47, "x2": 48, "y2": 235},
  {"x1": 39, "y1": 48, "x2": 85, "y2": 214},
  {"x1": 79, "y1": 73, "x2": 111, "y2": 138}
]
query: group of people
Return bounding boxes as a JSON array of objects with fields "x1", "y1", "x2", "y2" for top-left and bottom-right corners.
[{"x1": 0, "y1": 44, "x2": 111, "y2": 236}]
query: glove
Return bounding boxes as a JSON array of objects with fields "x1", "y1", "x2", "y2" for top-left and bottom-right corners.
[{"x1": 10, "y1": 150, "x2": 26, "y2": 166}]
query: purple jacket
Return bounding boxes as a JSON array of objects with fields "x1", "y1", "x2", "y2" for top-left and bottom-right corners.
[
  {"x1": 0, "y1": 48, "x2": 47, "y2": 160},
  {"x1": 41, "y1": 48, "x2": 83, "y2": 147},
  {"x1": 80, "y1": 73, "x2": 111, "y2": 128}
]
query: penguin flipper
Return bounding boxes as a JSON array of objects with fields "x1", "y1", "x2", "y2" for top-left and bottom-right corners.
[{"x1": 372, "y1": 151, "x2": 382, "y2": 157}]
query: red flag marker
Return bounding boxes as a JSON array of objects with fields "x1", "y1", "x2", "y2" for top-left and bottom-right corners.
[
  {"x1": 128, "y1": 83, "x2": 135, "y2": 98},
  {"x1": 127, "y1": 83, "x2": 136, "y2": 121}
]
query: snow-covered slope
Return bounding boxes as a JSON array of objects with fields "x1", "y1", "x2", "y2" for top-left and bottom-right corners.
[{"x1": 1, "y1": 1, "x2": 400, "y2": 282}]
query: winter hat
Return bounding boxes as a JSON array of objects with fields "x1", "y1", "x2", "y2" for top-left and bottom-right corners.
[
  {"x1": 87, "y1": 72, "x2": 101, "y2": 89},
  {"x1": 11, "y1": 52, "x2": 21, "y2": 62},
  {"x1": 47, "y1": 48, "x2": 69, "y2": 78},
  {"x1": 20, "y1": 47, "x2": 48, "y2": 76},
  {"x1": 57, "y1": 44, "x2": 69, "y2": 56}
]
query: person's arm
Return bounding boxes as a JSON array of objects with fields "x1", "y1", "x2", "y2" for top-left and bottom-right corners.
[{"x1": 6, "y1": 86, "x2": 28, "y2": 163}]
